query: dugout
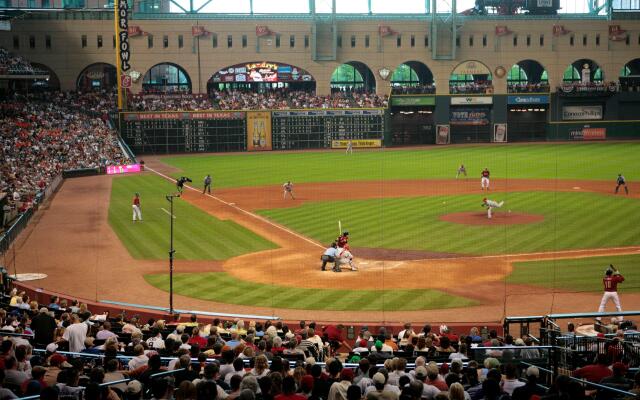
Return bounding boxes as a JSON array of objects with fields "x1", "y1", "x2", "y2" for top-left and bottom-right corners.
[
  {"x1": 389, "y1": 95, "x2": 435, "y2": 145},
  {"x1": 506, "y1": 95, "x2": 549, "y2": 141}
]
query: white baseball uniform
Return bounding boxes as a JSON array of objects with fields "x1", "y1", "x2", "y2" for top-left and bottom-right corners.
[{"x1": 483, "y1": 199, "x2": 504, "y2": 219}]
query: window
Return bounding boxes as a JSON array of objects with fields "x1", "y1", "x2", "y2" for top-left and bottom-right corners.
[
  {"x1": 595, "y1": 34, "x2": 600, "y2": 46},
  {"x1": 275, "y1": 34, "x2": 281, "y2": 47},
  {"x1": 304, "y1": 35, "x2": 309, "y2": 48},
  {"x1": 148, "y1": 35, "x2": 154, "y2": 48},
  {"x1": 45, "y1": 35, "x2": 51, "y2": 49},
  {"x1": 469, "y1": 35, "x2": 474, "y2": 47},
  {"x1": 482, "y1": 34, "x2": 487, "y2": 47},
  {"x1": 350, "y1": 35, "x2": 356, "y2": 48},
  {"x1": 81, "y1": 35, "x2": 87, "y2": 48},
  {"x1": 526, "y1": 35, "x2": 531, "y2": 47},
  {"x1": 455, "y1": 35, "x2": 460, "y2": 47},
  {"x1": 289, "y1": 35, "x2": 295, "y2": 48},
  {"x1": 163, "y1": 35, "x2": 168, "y2": 48},
  {"x1": 582, "y1": 34, "x2": 587, "y2": 46},
  {"x1": 29, "y1": 35, "x2": 35, "y2": 49},
  {"x1": 212, "y1": 34, "x2": 218, "y2": 48},
  {"x1": 410, "y1": 34, "x2": 415, "y2": 47},
  {"x1": 365, "y1": 35, "x2": 370, "y2": 48},
  {"x1": 178, "y1": 35, "x2": 183, "y2": 48},
  {"x1": 337, "y1": 35, "x2": 342, "y2": 47},
  {"x1": 97, "y1": 35, "x2": 103, "y2": 48},
  {"x1": 513, "y1": 35, "x2": 518, "y2": 46},
  {"x1": 569, "y1": 34, "x2": 574, "y2": 46},
  {"x1": 227, "y1": 35, "x2": 232, "y2": 48},
  {"x1": 540, "y1": 35, "x2": 544, "y2": 46},
  {"x1": 12, "y1": 36, "x2": 19, "y2": 49},
  {"x1": 424, "y1": 35, "x2": 429, "y2": 47},
  {"x1": 397, "y1": 35, "x2": 402, "y2": 47},
  {"x1": 242, "y1": 35, "x2": 248, "y2": 48}
]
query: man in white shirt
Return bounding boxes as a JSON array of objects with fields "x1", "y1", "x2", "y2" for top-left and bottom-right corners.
[{"x1": 62, "y1": 315, "x2": 88, "y2": 353}]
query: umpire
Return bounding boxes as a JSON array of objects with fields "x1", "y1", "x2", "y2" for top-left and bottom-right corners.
[{"x1": 320, "y1": 242, "x2": 338, "y2": 271}]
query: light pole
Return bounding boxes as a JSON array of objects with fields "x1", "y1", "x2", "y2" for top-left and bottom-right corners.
[{"x1": 165, "y1": 194, "x2": 177, "y2": 315}]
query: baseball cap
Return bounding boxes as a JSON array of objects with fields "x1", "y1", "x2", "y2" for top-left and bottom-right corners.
[
  {"x1": 375, "y1": 340, "x2": 383, "y2": 350},
  {"x1": 300, "y1": 375, "x2": 314, "y2": 392},
  {"x1": 340, "y1": 368, "x2": 354, "y2": 381},
  {"x1": 372, "y1": 372, "x2": 386, "y2": 385},
  {"x1": 46, "y1": 343, "x2": 58, "y2": 353},
  {"x1": 127, "y1": 380, "x2": 143, "y2": 394},
  {"x1": 414, "y1": 366, "x2": 427, "y2": 379}
]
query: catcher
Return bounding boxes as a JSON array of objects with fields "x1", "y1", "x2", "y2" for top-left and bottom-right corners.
[{"x1": 597, "y1": 264, "x2": 624, "y2": 322}]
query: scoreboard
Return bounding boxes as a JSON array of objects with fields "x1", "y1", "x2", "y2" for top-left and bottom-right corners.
[
  {"x1": 271, "y1": 109, "x2": 385, "y2": 150},
  {"x1": 119, "y1": 111, "x2": 246, "y2": 154}
]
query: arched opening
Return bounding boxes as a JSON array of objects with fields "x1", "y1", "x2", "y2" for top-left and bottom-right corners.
[
  {"x1": 619, "y1": 58, "x2": 640, "y2": 92},
  {"x1": 28, "y1": 63, "x2": 60, "y2": 91},
  {"x1": 330, "y1": 61, "x2": 376, "y2": 93},
  {"x1": 142, "y1": 63, "x2": 192, "y2": 93},
  {"x1": 390, "y1": 61, "x2": 435, "y2": 94},
  {"x1": 76, "y1": 63, "x2": 117, "y2": 91},
  {"x1": 449, "y1": 60, "x2": 493, "y2": 94},
  {"x1": 507, "y1": 60, "x2": 549, "y2": 93},
  {"x1": 207, "y1": 61, "x2": 316, "y2": 93},
  {"x1": 562, "y1": 59, "x2": 603, "y2": 83}
]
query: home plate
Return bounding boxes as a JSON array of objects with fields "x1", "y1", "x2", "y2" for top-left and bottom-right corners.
[
  {"x1": 13, "y1": 273, "x2": 48, "y2": 281},
  {"x1": 573, "y1": 186, "x2": 581, "y2": 190}
]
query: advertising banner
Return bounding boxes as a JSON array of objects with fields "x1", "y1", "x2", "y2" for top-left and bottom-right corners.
[
  {"x1": 331, "y1": 139, "x2": 382, "y2": 149},
  {"x1": 451, "y1": 96, "x2": 493, "y2": 105},
  {"x1": 569, "y1": 127, "x2": 606, "y2": 140},
  {"x1": 436, "y1": 125, "x2": 450, "y2": 144},
  {"x1": 122, "y1": 112, "x2": 245, "y2": 120},
  {"x1": 247, "y1": 111, "x2": 272, "y2": 151},
  {"x1": 390, "y1": 96, "x2": 436, "y2": 106},
  {"x1": 211, "y1": 62, "x2": 314, "y2": 83},
  {"x1": 450, "y1": 108, "x2": 491, "y2": 125},
  {"x1": 493, "y1": 123, "x2": 508, "y2": 142},
  {"x1": 507, "y1": 95, "x2": 550, "y2": 105},
  {"x1": 452, "y1": 61, "x2": 491, "y2": 76},
  {"x1": 562, "y1": 105, "x2": 603, "y2": 120},
  {"x1": 106, "y1": 164, "x2": 141, "y2": 175}
]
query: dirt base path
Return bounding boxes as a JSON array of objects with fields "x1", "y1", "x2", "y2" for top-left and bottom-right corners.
[{"x1": 10, "y1": 164, "x2": 640, "y2": 323}]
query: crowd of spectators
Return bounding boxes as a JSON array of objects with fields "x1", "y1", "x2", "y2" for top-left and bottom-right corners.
[
  {"x1": 449, "y1": 82, "x2": 494, "y2": 95},
  {"x1": 0, "y1": 48, "x2": 46, "y2": 76},
  {"x1": 127, "y1": 91, "x2": 388, "y2": 111},
  {"x1": 507, "y1": 83, "x2": 551, "y2": 94},
  {"x1": 2, "y1": 293, "x2": 640, "y2": 400},
  {"x1": 390, "y1": 85, "x2": 436, "y2": 95},
  {"x1": 0, "y1": 91, "x2": 127, "y2": 227}
]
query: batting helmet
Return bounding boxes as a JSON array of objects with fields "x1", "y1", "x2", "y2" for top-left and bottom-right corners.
[{"x1": 343, "y1": 231, "x2": 349, "y2": 236}]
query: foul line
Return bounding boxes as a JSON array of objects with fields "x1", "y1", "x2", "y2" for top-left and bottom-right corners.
[
  {"x1": 160, "y1": 208, "x2": 176, "y2": 219},
  {"x1": 145, "y1": 166, "x2": 324, "y2": 249}
]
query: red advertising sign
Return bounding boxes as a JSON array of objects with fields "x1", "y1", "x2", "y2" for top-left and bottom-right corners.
[
  {"x1": 582, "y1": 127, "x2": 606, "y2": 140},
  {"x1": 120, "y1": 74, "x2": 132, "y2": 88}
]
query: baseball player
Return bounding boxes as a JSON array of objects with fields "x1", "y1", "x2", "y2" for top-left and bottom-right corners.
[
  {"x1": 346, "y1": 140, "x2": 353, "y2": 155},
  {"x1": 615, "y1": 173, "x2": 629, "y2": 195},
  {"x1": 481, "y1": 168, "x2": 490, "y2": 190},
  {"x1": 320, "y1": 242, "x2": 338, "y2": 271},
  {"x1": 176, "y1": 176, "x2": 192, "y2": 195},
  {"x1": 203, "y1": 174, "x2": 212, "y2": 194},
  {"x1": 132, "y1": 193, "x2": 142, "y2": 222},
  {"x1": 482, "y1": 198, "x2": 504, "y2": 219},
  {"x1": 456, "y1": 164, "x2": 467, "y2": 179},
  {"x1": 598, "y1": 264, "x2": 624, "y2": 322},
  {"x1": 283, "y1": 181, "x2": 295, "y2": 199},
  {"x1": 337, "y1": 231, "x2": 350, "y2": 250}
]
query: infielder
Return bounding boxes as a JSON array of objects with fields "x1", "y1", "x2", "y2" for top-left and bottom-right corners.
[
  {"x1": 346, "y1": 140, "x2": 353, "y2": 155},
  {"x1": 615, "y1": 174, "x2": 629, "y2": 195},
  {"x1": 283, "y1": 181, "x2": 295, "y2": 199},
  {"x1": 203, "y1": 174, "x2": 212, "y2": 194},
  {"x1": 456, "y1": 164, "x2": 467, "y2": 179},
  {"x1": 598, "y1": 264, "x2": 624, "y2": 322},
  {"x1": 481, "y1": 168, "x2": 490, "y2": 190},
  {"x1": 482, "y1": 198, "x2": 504, "y2": 219},
  {"x1": 132, "y1": 193, "x2": 142, "y2": 222}
]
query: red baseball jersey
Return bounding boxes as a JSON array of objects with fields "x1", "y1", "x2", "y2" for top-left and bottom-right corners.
[
  {"x1": 603, "y1": 275, "x2": 624, "y2": 292},
  {"x1": 337, "y1": 235, "x2": 349, "y2": 248},
  {"x1": 133, "y1": 197, "x2": 140, "y2": 206},
  {"x1": 482, "y1": 170, "x2": 490, "y2": 178}
]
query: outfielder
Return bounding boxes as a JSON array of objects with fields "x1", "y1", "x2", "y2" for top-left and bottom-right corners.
[
  {"x1": 598, "y1": 264, "x2": 624, "y2": 322},
  {"x1": 132, "y1": 193, "x2": 142, "y2": 222},
  {"x1": 456, "y1": 164, "x2": 467, "y2": 179},
  {"x1": 283, "y1": 181, "x2": 295, "y2": 199},
  {"x1": 482, "y1": 198, "x2": 504, "y2": 219},
  {"x1": 615, "y1": 174, "x2": 629, "y2": 195},
  {"x1": 481, "y1": 168, "x2": 490, "y2": 190},
  {"x1": 346, "y1": 140, "x2": 353, "y2": 155}
]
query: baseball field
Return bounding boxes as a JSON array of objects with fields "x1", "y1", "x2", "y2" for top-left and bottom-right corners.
[{"x1": 12, "y1": 142, "x2": 640, "y2": 322}]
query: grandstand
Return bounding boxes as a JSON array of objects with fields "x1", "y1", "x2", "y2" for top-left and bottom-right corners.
[{"x1": 1, "y1": 0, "x2": 640, "y2": 399}]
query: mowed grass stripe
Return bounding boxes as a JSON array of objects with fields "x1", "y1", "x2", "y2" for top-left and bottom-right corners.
[
  {"x1": 163, "y1": 143, "x2": 640, "y2": 189},
  {"x1": 144, "y1": 272, "x2": 477, "y2": 311},
  {"x1": 108, "y1": 174, "x2": 277, "y2": 260},
  {"x1": 508, "y1": 254, "x2": 640, "y2": 293},
  {"x1": 258, "y1": 192, "x2": 640, "y2": 255}
]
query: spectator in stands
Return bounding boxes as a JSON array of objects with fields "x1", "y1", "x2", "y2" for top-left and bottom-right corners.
[
  {"x1": 599, "y1": 362, "x2": 633, "y2": 393},
  {"x1": 572, "y1": 353, "x2": 612, "y2": 384},
  {"x1": 128, "y1": 344, "x2": 149, "y2": 370},
  {"x1": 499, "y1": 364, "x2": 524, "y2": 396},
  {"x1": 56, "y1": 367, "x2": 83, "y2": 399},
  {"x1": 96, "y1": 321, "x2": 117, "y2": 341},
  {"x1": 277, "y1": 375, "x2": 306, "y2": 400},
  {"x1": 225, "y1": 358, "x2": 247, "y2": 385},
  {"x1": 328, "y1": 368, "x2": 354, "y2": 400},
  {"x1": 511, "y1": 366, "x2": 544, "y2": 400},
  {"x1": 103, "y1": 359, "x2": 127, "y2": 393},
  {"x1": 250, "y1": 355, "x2": 270, "y2": 378},
  {"x1": 60, "y1": 314, "x2": 87, "y2": 353},
  {"x1": 3, "y1": 356, "x2": 29, "y2": 389}
]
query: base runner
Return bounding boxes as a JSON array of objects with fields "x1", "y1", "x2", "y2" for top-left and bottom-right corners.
[
  {"x1": 482, "y1": 198, "x2": 504, "y2": 219},
  {"x1": 598, "y1": 264, "x2": 624, "y2": 322}
]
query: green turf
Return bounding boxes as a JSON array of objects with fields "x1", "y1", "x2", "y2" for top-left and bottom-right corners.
[
  {"x1": 257, "y1": 192, "x2": 640, "y2": 255},
  {"x1": 108, "y1": 174, "x2": 277, "y2": 260},
  {"x1": 160, "y1": 143, "x2": 640, "y2": 189},
  {"x1": 508, "y1": 254, "x2": 640, "y2": 293},
  {"x1": 144, "y1": 272, "x2": 478, "y2": 311}
]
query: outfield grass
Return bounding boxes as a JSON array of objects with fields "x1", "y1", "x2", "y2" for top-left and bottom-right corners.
[
  {"x1": 257, "y1": 192, "x2": 640, "y2": 255},
  {"x1": 144, "y1": 272, "x2": 478, "y2": 311},
  {"x1": 508, "y1": 254, "x2": 640, "y2": 292},
  {"x1": 161, "y1": 143, "x2": 640, "y2": 189},
  {"x1": 108, "y1": 175, "x2": 277, "y2": 260}
]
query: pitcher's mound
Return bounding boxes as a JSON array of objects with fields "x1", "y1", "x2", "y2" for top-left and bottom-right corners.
[{"x1": 440, "y1": 211, "x2": 544, "y2": 226}]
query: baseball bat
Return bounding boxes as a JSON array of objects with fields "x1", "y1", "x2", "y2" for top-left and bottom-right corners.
[{"x1": 338, "y1": 220, "x2": 342, "y2": 236}]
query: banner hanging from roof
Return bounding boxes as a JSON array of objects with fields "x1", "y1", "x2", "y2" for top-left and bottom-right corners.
[
  {"x1": 256, "y1": 26, "x2": 273, "y2": 37},
  {"x1": 210, "y1": 62, "x2": 314, "y2": 83},
  {"x1": 192, "y1": 26, "x2": 211, "y2": 37},
  {"x1": 452, "y1": 61, "x2": 491, "y2": 76}
]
